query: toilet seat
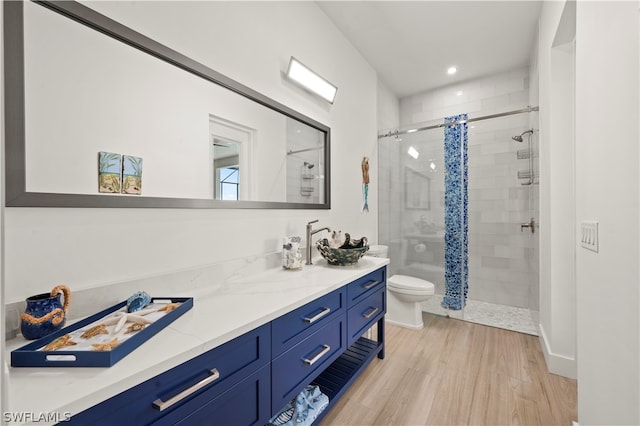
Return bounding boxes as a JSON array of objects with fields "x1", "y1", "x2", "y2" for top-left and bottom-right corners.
[{"x1": 388, "y1": 275, "x2": 435, "y2": 295}]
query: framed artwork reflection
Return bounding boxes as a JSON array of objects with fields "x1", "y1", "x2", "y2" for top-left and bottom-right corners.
[{"x1": 405, "y1": 167, "x2": 431, "y2": 210}]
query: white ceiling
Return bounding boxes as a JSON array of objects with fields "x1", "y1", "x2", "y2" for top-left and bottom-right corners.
[{"x1": 317, "y1": 1, "x2": 542, "y2": 98}]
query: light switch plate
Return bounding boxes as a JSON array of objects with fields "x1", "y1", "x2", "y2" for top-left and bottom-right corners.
[{"x1": 580, "y1": 221, "x2": 598, "y2": 252}]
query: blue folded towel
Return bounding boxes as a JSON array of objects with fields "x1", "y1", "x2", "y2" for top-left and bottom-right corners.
[{"x1": 269, "y1": 385, "x2": 329, "y2": 426}]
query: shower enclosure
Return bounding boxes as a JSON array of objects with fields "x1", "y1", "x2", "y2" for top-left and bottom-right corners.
[{"x1": 379, "y1": 108, "x2": 539, "y2": 334}]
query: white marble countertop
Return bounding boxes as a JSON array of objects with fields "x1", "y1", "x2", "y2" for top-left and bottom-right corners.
[{"x1": 5, "y1": 256, "x2": 389, "y2": 421}]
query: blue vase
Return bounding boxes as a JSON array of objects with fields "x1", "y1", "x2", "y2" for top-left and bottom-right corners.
[{"x1": 20, "y1": 285, "x2": 71, "y2": 340}]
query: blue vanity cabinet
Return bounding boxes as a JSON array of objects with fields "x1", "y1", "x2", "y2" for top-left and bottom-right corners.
[
  {"x1": 271, "y1": 287, "x2": 346, "y2": 357},
  {"x1": 271, "y1": 314, "x2": 347, "y2": 414},
  {"x1": 63, "y1": 266, "x2": 387, "y2": 426},
  {"x1": 65, "y1": 324, "x2": 271, "y2": 426},
  {"x1": 156, "y1": 364, "x2": 271, "y2": 426},
  {"x1": 345, "y1": 267, "x2": 386, "y2": 347},
  {"x1": 308, "y1": 267, "x2": 386, "y2": 425},
  {"x1": 347, "y1": 287, "x2": 386, "y2": 347},
  {"x1": 347, "y1": 266, "x2": 386, "y2": 305}
]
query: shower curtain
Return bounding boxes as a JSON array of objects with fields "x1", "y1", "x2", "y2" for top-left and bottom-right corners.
[{"x1": 442, "y1": 114, "x2": 468, "y2": 310}]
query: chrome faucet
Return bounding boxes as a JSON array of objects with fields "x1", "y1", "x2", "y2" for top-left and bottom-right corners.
[{"x1": 306, "y1": 220, "x2": 330, "y2": 265}]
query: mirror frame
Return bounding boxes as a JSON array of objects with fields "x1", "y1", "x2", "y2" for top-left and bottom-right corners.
[{"x1": 3, "y1": 0, "x2": 331, "y2": 209}]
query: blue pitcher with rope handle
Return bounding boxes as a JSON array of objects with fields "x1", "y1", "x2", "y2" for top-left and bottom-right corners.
[{"x1": 20, "y1": 285, "x2": 71, "y2": 340}]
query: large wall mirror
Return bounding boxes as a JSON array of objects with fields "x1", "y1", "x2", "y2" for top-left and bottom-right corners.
[{"x1": 4, "y1": 1, "x2": 330, "y2": 209}]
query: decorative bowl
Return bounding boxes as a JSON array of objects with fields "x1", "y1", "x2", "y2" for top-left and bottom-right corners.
[{"x1": 317, "y1": 237, "x2": 369, "y2": 266}]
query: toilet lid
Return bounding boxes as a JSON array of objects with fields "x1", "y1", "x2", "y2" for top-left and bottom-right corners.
[{"x1": 388, "y1": 275, "x2": 435, "y2": 292}]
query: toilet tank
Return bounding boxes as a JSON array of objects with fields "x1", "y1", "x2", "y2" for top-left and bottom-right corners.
[{"x1": 366, "y1": 245, "x2": 388, "y2": 258}]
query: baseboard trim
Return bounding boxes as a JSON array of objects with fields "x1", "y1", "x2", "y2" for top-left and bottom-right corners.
[
  {"x1": 385, "y1": 318, "x2": 424, "y2": 330},
  {"x1": 538, "y1": 323, "x2": 577, "y2": 379}
]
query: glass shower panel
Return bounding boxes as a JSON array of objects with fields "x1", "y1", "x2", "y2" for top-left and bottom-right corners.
[
  {"x1": 379, "y1": 125, "x2": 460, "y2": 317},
  {"x1": 464, "y1": 114, "x2": 532, "y2": 309}
]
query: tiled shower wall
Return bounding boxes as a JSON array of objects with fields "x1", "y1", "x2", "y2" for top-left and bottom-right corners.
[
  {"x1": 394, "y1": 67, "x2": 538, "y2": 309},
  {"x1": 285, "y1": 118, "x2": 324, "y2": 204}
]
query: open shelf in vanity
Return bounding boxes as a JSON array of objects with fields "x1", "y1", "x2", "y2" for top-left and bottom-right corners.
[{"x1": 310, "y1": 336, "x2": 384, "y2": 425}]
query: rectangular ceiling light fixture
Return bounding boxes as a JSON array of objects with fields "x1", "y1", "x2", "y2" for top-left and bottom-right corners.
[{"x1": 286, "y1": 57, "x2": 337, "y2": 104}]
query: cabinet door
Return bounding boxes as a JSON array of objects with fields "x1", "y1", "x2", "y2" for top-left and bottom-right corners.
[
  {"x1": 67, "y1": 324, "x2": 270, "y2": 425},
  {"x1": 155, "y1": 365, "x2": 271, "y2": 426},
  {"x1": 271, "y1": 315, "x2": 346, "y2": 415},
  {"x1": 347, "y1": 287, "x2": 386, "y2": 347},
  {"x1": 271, "y1": 288, "x2": 345, "y2": 357},
  {"x1": 347, "y1": 267, "x2": 386, "y2": 305}
]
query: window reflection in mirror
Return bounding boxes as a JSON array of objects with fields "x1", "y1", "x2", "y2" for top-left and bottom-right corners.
[{"x1": 212, "y1": 138, "x2": 240, "y2": 201}]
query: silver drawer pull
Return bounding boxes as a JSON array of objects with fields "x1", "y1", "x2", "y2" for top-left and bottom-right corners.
[
  {"x1": 303, "y1": 345, "x2": 331, "y2": 366},
  {"x1": 363, "y1": 307, "x2": 379, "y2": 319},
  {"x1": 303, "y1": 307, "x2": 331, "y2": 323},
  {"x1": 152, "y1": 368, "x2": 220, "y2": 411},
  {"x1": 363, "y1": 280, "x2": 380, "y2": 290}
]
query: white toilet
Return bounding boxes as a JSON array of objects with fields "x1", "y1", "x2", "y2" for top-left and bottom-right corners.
[
  {"x1": 366, "y1": 245, "x2": 435, "y2": 329},
  {"x1": 387, "y1": 275, "x2": 434, "y2": 329}
]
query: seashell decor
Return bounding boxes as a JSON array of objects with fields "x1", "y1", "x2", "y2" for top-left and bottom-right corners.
[{"x1": 317, "y1": 233, "x2": 369, "y2": 266}]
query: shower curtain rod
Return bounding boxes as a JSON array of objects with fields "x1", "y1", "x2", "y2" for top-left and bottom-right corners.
[{"x1": 377, "y1": 106, "x2": 539, "y2": 139}]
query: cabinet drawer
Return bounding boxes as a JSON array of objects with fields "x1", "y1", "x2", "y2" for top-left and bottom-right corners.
[
  {"x1": 347, "y1": 287, "x2": 386, "y2": 347},
  {"x1": 347, "y1": 267, "x2": 386, "y2": 305},
  {"x1": 155, "y1": 364, "x2": 271, "y2": 426},
  {"x1": 271, "y1": 315, "x2": 346, "y2": 414},
  {"x1": 271, "y1": 287, "x2": 345, "y2": 357},
  {"x1": 68, "y1": 324, "x2": 270, "y2": 425}
]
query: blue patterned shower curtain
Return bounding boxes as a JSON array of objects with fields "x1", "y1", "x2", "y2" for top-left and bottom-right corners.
[{"x1": 442, "y1": 114, "x2": 468, "y2": 310}]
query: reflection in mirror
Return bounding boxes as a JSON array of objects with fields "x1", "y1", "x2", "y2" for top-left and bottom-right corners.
[
  {"x1": 212, "y1": 139, "x2": 240, "y2": 201},
  {"x1": 4, "y1": 1, "x2": 330, "y2": 209},
  {"x1": 209, "y1": 115, "x2": 252, "y2": 201},
  {"x1": 286, "y1": 118, "x2": 325, "y2": 204},
  {"x1": 405, "y1": 168, "x2": 431, "y2": 210}
]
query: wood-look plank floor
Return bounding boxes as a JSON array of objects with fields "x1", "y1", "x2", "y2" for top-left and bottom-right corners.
[{"x1": 319, "y1": 313, "x2": 577, "y2": 426}]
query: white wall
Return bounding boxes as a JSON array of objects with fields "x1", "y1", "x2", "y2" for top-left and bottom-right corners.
[
  {"x1": 377, "y1": 80, "x2": 400, "y2": 132},
  {"x1": 537, "y1": 0, "x2": 577, "y2": 379},
  {"x1": 3, "y1": 2, "x2": 379, "y2": 308},
  {"x1": 574, "y1": 1, "x2": 639, "y2": 424}
]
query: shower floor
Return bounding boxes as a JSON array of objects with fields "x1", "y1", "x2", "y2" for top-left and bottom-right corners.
[{"x1": 421, "y1": 296, "x2": 538, "y2": 336}]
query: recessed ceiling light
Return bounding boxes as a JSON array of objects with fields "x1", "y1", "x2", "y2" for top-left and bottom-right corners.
[
  {"x1": 456, "y1": 91, "x2": 463, "y2": 96},
  {"x1": 447, "y1": 66, "x2": 457, "y2": 75}
]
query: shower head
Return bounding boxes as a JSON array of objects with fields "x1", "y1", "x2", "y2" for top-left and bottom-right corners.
[
  {"x1": 512, "y1": 129, "x2": 534, "y2": 142},
  {"x1": 303, "y1": 161, "x2": 315, "y2": 169}
]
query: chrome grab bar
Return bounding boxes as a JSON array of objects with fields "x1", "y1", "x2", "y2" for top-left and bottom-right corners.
[
  {"x1": 362, "y1": 280, "x2": 380, "y2": 290},
  {"x1": 152, "y1": 369, "x2": 220, "y2": 411},
  {"x1": 303, "y1": 345, "x2": 331, "y2": 366},
  {"x1": 303, "y1": 307, "x2": 330, "y2": 323},
  {"x1": 363, "y1": 307, "x2": 379, "y2": 319}
]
